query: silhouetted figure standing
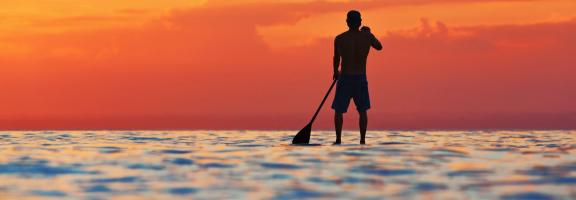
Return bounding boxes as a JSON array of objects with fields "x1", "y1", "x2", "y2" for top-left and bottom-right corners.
[{"x1": 332, "y1": 10, "x2": 382, "y2": 144}]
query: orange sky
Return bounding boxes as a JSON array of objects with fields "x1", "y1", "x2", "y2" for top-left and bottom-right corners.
[{"x1": 1, "y1": 0, "x2": 575, "y2": 130}]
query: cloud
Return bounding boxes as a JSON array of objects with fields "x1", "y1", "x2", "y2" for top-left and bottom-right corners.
[
  {"x1": 30, "y1": 15, "x2": 132, "y2": 29},
  {"x1": 116, "y1": 9, "x2": 151, "y2": 15},
  {"x1": 371, "y1": 18, "x2": 576, "y2": 114},
  {"x1": 256, "y1": 0, "x2": 576, "y2": 48}
]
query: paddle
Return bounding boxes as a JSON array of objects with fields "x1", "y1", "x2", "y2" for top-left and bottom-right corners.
[{"x1": 292, "y1": 79, "x2": 338, "y2": 144}]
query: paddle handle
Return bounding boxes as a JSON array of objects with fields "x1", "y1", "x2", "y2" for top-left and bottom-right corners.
[{"x1": 310, "y1": 79, "x2": 337, "y2": 124}]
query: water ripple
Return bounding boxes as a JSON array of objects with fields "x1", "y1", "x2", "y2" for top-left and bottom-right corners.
[{"x1": 0, "y1": 130, "x2": 574, "y2": 199}]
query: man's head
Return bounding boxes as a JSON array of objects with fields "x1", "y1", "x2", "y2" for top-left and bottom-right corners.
[{"x1": 346, "y1": 10, "x2": 362, "y2": 30}]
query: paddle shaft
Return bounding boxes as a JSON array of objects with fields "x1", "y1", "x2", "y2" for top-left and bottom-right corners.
[{"x1": 309, "y1": 79, "x2": 337, "y2": 124}]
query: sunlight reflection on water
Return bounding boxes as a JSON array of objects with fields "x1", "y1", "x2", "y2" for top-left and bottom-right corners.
[{"x1": 0, "y1": 130, "x2": 575, "y2": 199}]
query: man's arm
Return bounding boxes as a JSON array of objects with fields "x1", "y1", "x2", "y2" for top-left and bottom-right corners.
[
  {"x1": 370, "y1": 34, "x2": 382, "y2": 51},
  {"x1": 361, "y1": 26, "x2": 382, "y2": 51},
  {"x1": 333, "y1": 38, "x2": 340, "y2": 80}
]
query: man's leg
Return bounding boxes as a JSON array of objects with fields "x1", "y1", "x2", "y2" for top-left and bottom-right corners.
[
  {"x1": 359, "y1": 111, "x2": 367, "y2": 144},
  {"x1": 334, "y1": 112, "x2": 343, "y2": 144}
]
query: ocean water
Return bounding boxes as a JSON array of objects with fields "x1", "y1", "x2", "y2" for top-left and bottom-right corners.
[{"x1": 0, "y1": 130, "x2": 574, "y2": 200}]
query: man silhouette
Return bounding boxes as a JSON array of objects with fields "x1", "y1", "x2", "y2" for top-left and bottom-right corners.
[{"x1": 332, "y1": 10, "x2": 382, "y2": 144}]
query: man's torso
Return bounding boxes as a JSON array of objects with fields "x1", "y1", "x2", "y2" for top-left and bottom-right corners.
[{"x1": 335, "y1": 31, "x2": 372, "y2": 75}]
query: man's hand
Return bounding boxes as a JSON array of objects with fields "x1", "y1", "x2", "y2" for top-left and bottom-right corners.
[
  {"x1": 361, "y1": 26, "x2": 371, "y2": 33},
  {"x1": 333, "y1": 71, "x2": 340, "y2": 80}
]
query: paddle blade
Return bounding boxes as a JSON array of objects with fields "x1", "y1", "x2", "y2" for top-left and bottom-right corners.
[{"x1": 292, "y1": 123, "x2": 312, "y2": 144}]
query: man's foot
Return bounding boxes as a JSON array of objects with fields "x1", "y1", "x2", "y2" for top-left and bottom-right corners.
[
  {"x1": 333, "y1": 140, "x2": 341, "y2": 145},
  {"x1": 360, "y1": 140, "x2": 366, "y2": 145}
]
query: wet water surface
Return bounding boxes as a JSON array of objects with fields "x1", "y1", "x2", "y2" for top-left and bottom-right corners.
[{"x1": 0, "y1": 130, "x2": 575, "y2": 199}]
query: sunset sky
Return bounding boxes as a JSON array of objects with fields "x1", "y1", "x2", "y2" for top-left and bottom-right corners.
[{"x1": 1, "y1": 0, "x2": 575, "y2": 130}]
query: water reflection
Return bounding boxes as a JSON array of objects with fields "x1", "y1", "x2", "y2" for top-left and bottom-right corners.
[{"x1": 0, "y1": 130, "x2": 574, "y2": 199}]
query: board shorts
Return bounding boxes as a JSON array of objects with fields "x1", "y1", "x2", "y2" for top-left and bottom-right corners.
[{"x1": 331, "y1": 74, "x2": 371, "y2": 113}]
